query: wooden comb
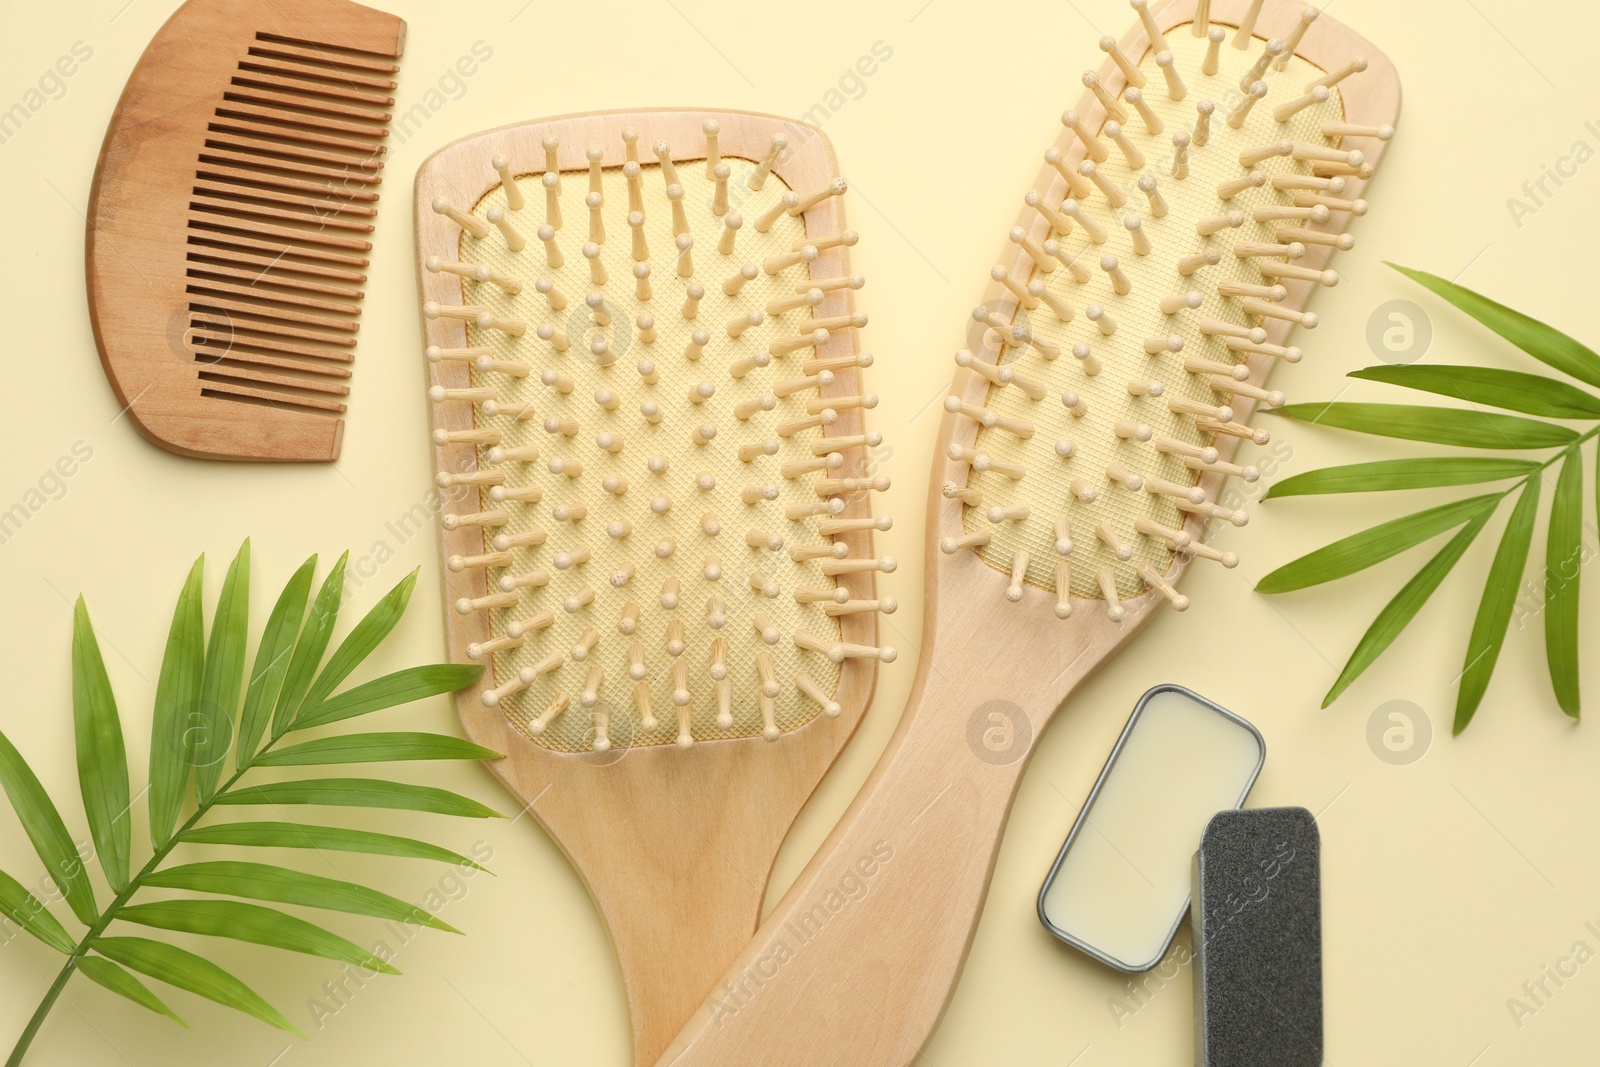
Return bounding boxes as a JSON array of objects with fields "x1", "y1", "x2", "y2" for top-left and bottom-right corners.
[
  {"x1": 86, "y1": 0, "x2": 406, "y2": 461},
  {"x1": 414, "y1": 109, "x2": 894, "y2": 1066},
  {"x1": 659, "y1": 1, "x2": 1398, "y2": 1064}
]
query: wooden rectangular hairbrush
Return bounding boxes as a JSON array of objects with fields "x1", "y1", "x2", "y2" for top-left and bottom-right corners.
[
  {"x1": 86, "y1": 0, "x2": 406, "y2": 461},
  {"x1": 413, "y1": 109, "x2": 895, "y2": 1066},
  {"x1": 659, "y1": 1, "x2": 1397, "y2": 1064}
]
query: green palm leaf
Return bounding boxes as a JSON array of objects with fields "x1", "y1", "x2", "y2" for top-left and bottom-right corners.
[
  {"x1": 1260, "y1": 265, "x2": 1600, "y2": 735},
  {"x1": 1456, "y1": 479, "x2": 1542, "y2": 733},
  {"x1": 1348, "y1": 365, "x2": 1600, "y2": 419},
  {"x1": 2, "y1": 549, "x2": 491, "y2": 1065},
  {"x1": 0, "y1": 731, "x2": 96, "y2": 926},
  {"x1": 1545, "y1": 452, "x2": 1583, "y2": 717},
  {"x1": 1266, "y1": 458, "x2": 1539, "y2": 498},
  {"x1": 195, "y1": 542, "x2": 249, "y2": 802},
  {"x1": 70, "y1": 598, "x2": 130, "y2": 893},
  {"x1": 116, "y1": 899, "x2": 399, "y2": 974},
  {"x1": 297, "y1": 571, "x2": 419, "y2": 716},
  {"x1": 292, "y1": 665, "x2": 482, "y2": 731},
  {"x1": 1272, "y1": 403, "x2": 1578, "y2": 450},
  {"x1": 149, "y1": 556, "x2": 205, "y2": 850},
  {"x1": 213, "y1": 778, "x2": 501, "y2": 820},
  {"x1": 1390, "y1": 264, "x2": 1600, "y2": 388},
  {"x1": 1256, "y1": 495, "x2": 1501, "y2": 594},
  {"x1": 272, "y1": 553, "x2": 349, "y2": 735},
  {"x1": 235, "y1": 555, "x2": 315, "y2": 768},
  {"x1": 91, "y1": 936, "x2": 302, "y2": 1037},
  {"x1": 1322, "y1": 511, "x2": 1495, "y2": 707},
  {"x1": 143, "y1": 861, "x2": 458, "y2": 933},
  {"x1": 76, "y1": 956, "x2": 185, "y2": 1025},
  {"x1": 254, "y1": 733, "x2": 499, "y2": 767},
  {"x1": 181, "y1": 821, "x2": 492, "y2": 872},
  {"x1": 0, "y1": 868, "x2": 75, "y2": 953}
]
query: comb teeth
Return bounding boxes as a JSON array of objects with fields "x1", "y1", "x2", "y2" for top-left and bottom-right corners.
[
  {"x1": 942, "y1": 7, "x2": 1393, "y2": 618},
  {"x1": 86, "y1": 0, "x2": 404, "y2": 460},
  {"x1": 422, "y1": 120, "x2": 894, "y2": 753},
  {"x1": 182, "y1": 32, "x2": 398, "y2": 416}
]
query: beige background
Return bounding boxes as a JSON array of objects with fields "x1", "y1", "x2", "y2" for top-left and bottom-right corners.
[{"x1": 1, "y1": 0, "x2": 1598, "y2": 1063}]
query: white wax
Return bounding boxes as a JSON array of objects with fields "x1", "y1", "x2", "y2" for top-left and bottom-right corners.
[{"x1": 1041, "y1": 688, "x2": 1263, "y2": 970}]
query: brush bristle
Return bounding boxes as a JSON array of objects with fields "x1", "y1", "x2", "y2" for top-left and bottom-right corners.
[
  {"x1": 423, "y1": 124, "x2": 892, "y2": 752},
  {"x1": 945, "y1": 10, "x2": 1389, "y2": 618}
]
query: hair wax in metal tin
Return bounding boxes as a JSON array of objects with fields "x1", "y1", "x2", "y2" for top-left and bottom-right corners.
[{"x1": 1037, "y1": 684, "x2": 1265, "y2": 972}]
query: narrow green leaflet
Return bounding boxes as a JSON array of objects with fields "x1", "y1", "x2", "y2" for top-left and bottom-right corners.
[
  {"x1": 116, "y1": 899, "x2": 399, "y2": 974},
  {"x1": 1456, "y1": 479, "x2": 1542, "y2": 733},
  {"x1": 143, "y1": 861, "x2": 459, "y2": 933},
  {"x1": 1266, "y1": 458, "x2": 1540, "y2": 499},
  {"x1": 0, "y1": 867, "x2": 75, "y2": 953},
  {"x1": 149, "y1": 556, "x2": 206, "y2": 850},
  {"x1": 292, "y1": 664, "x2": 482, "y2": 731},
  {"x1": 181, "y1": 822, "x2": 492, "y2": 873},
  {"x1": 1323, "y1": 512, "x2": 1495, "y2": 707},
  {"x1": 1546, "y1": 452, "x2": 1583, "y2": 717},
  {"x1": 76, "y1": 956, "x2": 185, "y2": 1026},
  {"x1": 1390, "y1": 264, "x2": 1600, "y2": 388},
  {"x1": 296, "y1": 571, "x2": 418, "y2": 716},
  {"x1": 253, "y1": 733, "x2": 500, "y2": 767},
  {"x1": 195, "y1": 542, "x2": 249, "y2": 803},
  {"x1": 1272, "y1": 403, "x2": 1578, "y2": 450},
  {"x1": 0, "y1": 549, "x2": 506, "y2": 1066},
  {"x1": 1348, "y1": 365, "x2": 1600, "y2": 419},
  {"x1": 1256, "y1": 494, "x2": 1502, "y2": 595},
  {"x1": 214, "y1": 777, "x2": 501, "y2": 820},
  {"x1": 71, "y1": 598, "x2": 130, "y2": 893},
  {"x1": 91, "y1": 936, "x2": 302, "y2": 1037},
  {"x1": 235, "y1": 555, "x2": 315, "y2": 769},
  {"x1": 272, "y1": 553, "x2": 349, "y2": 735},
  {"x1": 1258, "y1": 266, "x2": 1600, "y2": 733},
  {"x1": 0, "y1": 730, "x2": 96, "y2": 926}
]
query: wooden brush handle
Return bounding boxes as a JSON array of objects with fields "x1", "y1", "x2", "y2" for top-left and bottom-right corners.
[
  {"x1": 597, "y1": 833, "x2": 770, "y2": 1067},
  {"x1": 476, "y1": 721, "x2": 856, "y2": 1067},
  {"x1": 657, "y1": 601, "x2": 1079, "y2": 1066}
]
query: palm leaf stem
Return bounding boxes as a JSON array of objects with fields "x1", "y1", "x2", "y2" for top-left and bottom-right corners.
[{"x1": 9, "y1": 668, "x2": 340, "y2": 1066}]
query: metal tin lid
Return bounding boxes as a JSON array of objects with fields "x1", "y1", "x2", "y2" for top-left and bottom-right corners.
[{"x1": 1037, "y1": 684, "x2": 1265, "y2": 972}]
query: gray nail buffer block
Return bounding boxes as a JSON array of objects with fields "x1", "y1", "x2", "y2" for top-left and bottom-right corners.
[{"x1": 1191, "y1": 807, "x2": 1322, "y2": 1067}]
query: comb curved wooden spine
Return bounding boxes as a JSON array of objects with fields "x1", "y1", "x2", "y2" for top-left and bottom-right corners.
[
  {"x1": 416, "y1": 110, "x2": 886, "y2": 1067},
  {"x1": 657, "y1": 2, "x2": 1398, "y2": 1064},
  {"x1": 86, "y1": 0, "x2": 405, "y2": 461}
]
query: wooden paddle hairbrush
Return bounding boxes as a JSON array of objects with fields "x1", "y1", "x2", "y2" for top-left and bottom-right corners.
[
  {"x1": 659, "y1": 2, "x2": 1397, "y2": 1064},
  {"x1": 413, "y1": 110, "x2": 895, "y2": 1066},
  {"x1": 86, "y1": 0, "x2": 405, "y2": 461}
]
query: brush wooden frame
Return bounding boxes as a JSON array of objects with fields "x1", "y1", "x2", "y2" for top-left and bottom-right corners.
[
  {"x1": 658, "y1": 2, "x2": 1399, "y2": 1064},
  {"x1": 414, "y1": 109, "x2": 881, "y2": 1067}
]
